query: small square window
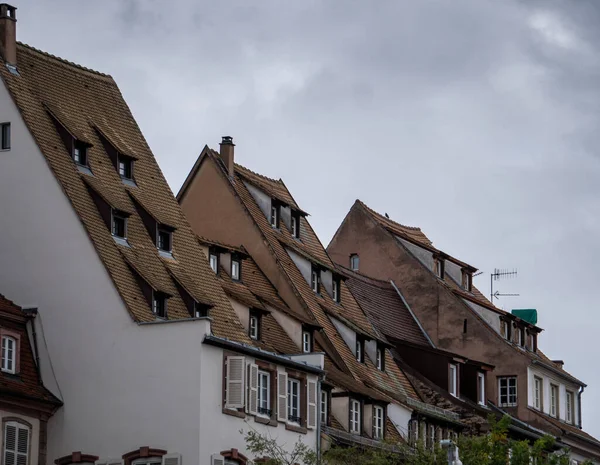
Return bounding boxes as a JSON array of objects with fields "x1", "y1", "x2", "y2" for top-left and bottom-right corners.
[
  {"x1": 111, "y1": 211, "x2": 127, "y2": 239},
  {"x1": 194, "y1": 303, "x2": 209, "y2": 318},
  {"x1": 118, "y1": 156, "x2": 133, "y2": 179},
  {"x1": 152, "y1": 292, "x2": 167, "y2": 318},
  {"x1": 73, "y1": 141, "x2": 88, "y2": 166},
  {"x1": 1, "y1": 122, "x2": 10, "y2": 150},
  {"x1": 157, "y1": 227, "x2": 172, "y2": 252},
  {"x1": 231, "y1": 256, "x2": 241, "y2": 281}
]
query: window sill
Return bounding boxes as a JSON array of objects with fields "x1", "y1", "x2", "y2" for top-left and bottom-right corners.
[
  {"x1": 121, "y1": 177, "x2": 137, "y2": 188},
  {"x1": 158, "y1": 249, "x2": 174, "y2": 260},
  {"x1": 112, "y1": 236, "x2": 131, "y2": 248},
  {"x1": 222, "y1": 407, "x2": 246, "y2": 419},
  {"x1": 76, "y1": 164, "x2": 93, "y2": 176},
  {"x1": 254, "y1": 415, "x2": 277, "y2": 427},
  {"x1": 285, "y1": 423, "x2": 307, "y2": 435}
]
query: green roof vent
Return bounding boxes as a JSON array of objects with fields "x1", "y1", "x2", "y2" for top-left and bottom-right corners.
[{"x1": 511, "y1": 309, "x2": 537, "y2": 325}]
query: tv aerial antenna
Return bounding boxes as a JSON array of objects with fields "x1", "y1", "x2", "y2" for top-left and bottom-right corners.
[{"x1": 490, "y1": 268, "x2": 519, "y2": 302}]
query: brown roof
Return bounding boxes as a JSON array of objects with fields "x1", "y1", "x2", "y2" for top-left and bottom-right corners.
[
  {"x1": 0, "y1": 295, "x2": 62, "y2": 407},
  {"x1": 343, "y1": 268, "x2": 431, "y2": 347},
  {"x1": 0, "y1": 43, "x2": 250, "y2": 342},
  {"x1": 193, "y1": 151, "x2": 419, "y2": 402},
  {"x1": 528, "y1": 408, "x2": 600, "y2": 451}
]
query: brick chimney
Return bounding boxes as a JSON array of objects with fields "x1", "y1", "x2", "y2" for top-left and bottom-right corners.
[
  {"x1": 552, "y1": 360, "x2": 564, "y2": 369},
  {"x1": 0, "y1": 4, "x2": 16, "y2": 66},
  {"x1": 219, "y1": 136, "x2": 235, "y2": 177}
]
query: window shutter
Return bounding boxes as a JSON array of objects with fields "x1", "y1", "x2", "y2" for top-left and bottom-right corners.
[
  {"x1": 4, "y1": 423, "x2": 16, "y2": 465},
  {"x1": 277, "y1": 371, "x2": 288, "y2": 422},
  {"x1": 16, "y1": 426, "x2": 28, "y2": 465},
  {"x1": 211, "y1": 454, "x2": 225, "y2": 465},
  {"x1": 247, "y1": 363, "x2": 259, "y2": 415},
  {"x1": 161, "y1": 453, "x2": 181, "y2": 465},
  {"x1": 225, "y1": 356, "x2": 245, "y2": 409},
  {"x1": 307, "y1": 379, "x2": 317, "y2": 429}
]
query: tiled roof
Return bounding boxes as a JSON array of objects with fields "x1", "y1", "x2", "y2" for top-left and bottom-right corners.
[
  {"x1": 343, "y1": 268, "x2": 431, "y2": 347},
  {"x1": 0, "y1": 44, "x2": 249, "y2": 342},
  {"x1": 200, "y1": 153, "x2": 420, "y2": 402},
  {"x1": 528, "y1": 408, "x2": 600, "y2": 451},
  {"x1": 0, "y1": 294, "x2": 62, "y2": 406}
]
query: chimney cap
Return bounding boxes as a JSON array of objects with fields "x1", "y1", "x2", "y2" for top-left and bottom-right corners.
[
  {"x1": 221, "y1": 136, "x2": 234, "y2": 145},
  {"x1": 0, "y1": 4, "x2": 16, "y2": 20}
]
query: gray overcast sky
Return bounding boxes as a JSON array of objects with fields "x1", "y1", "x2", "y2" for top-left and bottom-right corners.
[{"x1": 18, "y1": 1, "x2": 600, "y2": 436}]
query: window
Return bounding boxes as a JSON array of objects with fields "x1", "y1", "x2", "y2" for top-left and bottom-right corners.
[
  {"x1": 302, "y1": 331, "x2": 312, "y2": 353},
  {"x1": 434, "y1": 258, "x2": 444, "y2": 278},
  {"x1": 209, "y1": 250, "x2": 219, "y2": 273},
  {"x1": 157, "y1": 227, "x2": 172, "y2": 253},
  {"x1": 529, "y1": 333, "x2": 537, "y2": 352},
  {"x1": 500, "y1": 319, "x2": 511, "y2": 341},
  {"x1": 194, "y1": 303, "x2": 209, "y2": 318},
  {"x1": 477, "y1": 372, "x2": 485, "y2": 405},
  {"x1": 291, "y1": 213, "x2": 300, "y2": 238},
  {"x1": 534, "y1": 376, "x2": 543, "y2": 410},
  {"x1": 350, "y1": 254, "x2": 359, "y2": 271},
  {"x1": 321, "y1": 390, "x2": 328, "y2": 424},
  {"x1": 152, "y1": 292, "x2": 167, "y2": 318},
  {"x1": 518, "y1": 328, "x2": 525, "y2": 347},
  {"x1": 462, "y1": 271, "x2": 472, "y2": 291},
  {"x1": 311, "y1": 266, "x2": 320, "y2": 293},
  {"x1": 270, "y1": 202, "x2": 279, "y2": 228},
  {"x1": 498, "y1": 377, "x2": 517, "y2": 407},
  {"x1": 332, "y1": 277, "x2": 340, "y2": 303},
  {"x1": 376, "y1": 347, "x2": 384, "y2": 371},
  {"x1": 1, "y1": 122, "x2": 10, "y2": 150},
  {"x1": 566, "y1": 390, "x2": 574, "y2": 424},
  {"x1": 231, "y1": 256, "x2": 241, "y2": 281},
  {"x1": 118, "y1": 155, "x2": 133, "y2": 180},
  {"x1": 356, "y1": 339, "x2": 364, "y2": 363},
  {"x1": 1, "y1": 336, "x2": 16, "y2": 374},
  {"x1": 408, "y1": 420, "x2": 418, "y2": 445},
  {"x1": 73, "y1": 140, "x2": 88, "y2": 166},
  {"x1": 449, "y1": 364, "x2": 458, "y2": 397},
  {"x1": 373, "y1": 405, "x2": 384, "y2": 440},
  {"x1": 350, "y1": 399, "x2": 361, "y2": 434},
  {"x1": 427, "y1": 424, "x2": 435, "y2": 450},
  {"x1": 111, "y1": 210, "x2": 127, "y2": 239},
  {"x1": 287, "y1": 378, "x2": 300, "y2": 423},
  {"x1": 257, "y1": 371, "x2": 271, "y2": 416},
  {"x1": 249, "y1": 312, "x2": 260, "y2": 340},
  {"x1": 550, "y1": 384, "x2": 559, "y2": 418},
  {"x1": 3, "y1": 421, "x2": 29, "y2": 465}
]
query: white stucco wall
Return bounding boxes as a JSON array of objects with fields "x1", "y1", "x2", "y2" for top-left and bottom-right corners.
[
  {"x1": 230, "y1": 298, "x2": 250, "y2": 331},
  {"x1": 387, "y1": 402, "x2": 413, "y2": 439},
  {"x1": 330, "y1": 317, "x2": 356, "y2": 356},
  {"x1": 244, "y1": 181, "x2": 271, "y2": 220},
  {"x1": 331, "y1": 393, "x2": 349, "y2": 431},
  {"x1": 396, "y1": 237, "x2": 434, "y2": 271},
  {"x1": 463, "y1": 298, "x2": 502, "y2": 333},
  {"x1": 0, "y1": 410, "x2": 40, "y2": 465},
  {"x1": 0, "y1": 81, "x2": 318, "y2": 465},
  {"x1": 527, "y1": 365, "x2": 580, "y2": 425}
]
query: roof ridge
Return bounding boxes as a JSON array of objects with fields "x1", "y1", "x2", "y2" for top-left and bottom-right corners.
[
  {"x1": 336, "y1": 264, "x2": 394, "y2": 288},
  {"x1": 234, "y1": 162, "x2": 284, "y2": 186},
  {"x1": 357, "y1": 199, "x2": 423, "y2": 232},
  {"x1": 17, "y1": 42, "x2": 111, "y2": 79}
]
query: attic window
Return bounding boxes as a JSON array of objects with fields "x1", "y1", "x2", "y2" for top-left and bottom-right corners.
[
  {"x1": 434, "y1": 258, "x2": 444, "y2": 279},
  {"x1": 270, "y1": 201, "x2": 280, "y2": 228},
  {"x1": 231, "y1": 255, "x2": 241, "y2": 281},
  {"x1": 332, "y1": 277, "x2": 341, "y2": 303},
  {"x1": 291, "y1": 212, "x2": 300, "y2": 238},
  {"x1": 73, "y1": 140, "x2": 88, "y2": 166},
  {"x1": 311, "y1": 266, "x2": 320, "y2": 293},
  {"x1": 1, "y1": 122, "x2": 10, "y2": 150},
  {"x1": 111, "y1": 210, "x2": 127, "y2": 239},
  {"x1": 195, "y1": 303, "x2": 210, "y2": 318},
  {"x1": 350, "y1": 254, "x2": 359, "y2": 271},
  {"x1": 118, "y1": 155, "x2": 134, "y2": 180},
  {"x1": 209, "y1": 248, "x2": 219, "y2": 274},
  {"x1": 302, "y1": 330, "x2": 312, "y2": 353},
  {"x1": 462, "y1": 271, "x2": 472, "y2": 291},
  {"x1": 157, "y1": 227, "x2": 172, "y2": 253},
  {"x1": 449, "y1": 364, "x2": 458, "y2": 397},
  {"x1": 376, "y1": 346, "x2": 385, "y2": 371},
  {"x1": 249, "y1": 310, "x2": 261, "y2": 340},
  {"x1": 152, "y1": 292, "x2": 168, "y2": 318},
  {"x1": 355, "y1": 338, "x2": 364, "y2": 363}
]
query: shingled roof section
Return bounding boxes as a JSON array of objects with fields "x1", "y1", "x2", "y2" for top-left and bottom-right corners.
[
  {"x1": 342, "y1": 267, "x2": 431, "y2": 347},
  {"x1": 0, "y1": 43, "x2": 249, "y2": 343},
  {"x1": 0, "y1": 294, "x2": 62, "y2": 407}
]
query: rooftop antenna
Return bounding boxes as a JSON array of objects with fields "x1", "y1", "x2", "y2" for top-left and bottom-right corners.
[{"x1": 490, "y1": 268, "x2": 519, "y2": 303}]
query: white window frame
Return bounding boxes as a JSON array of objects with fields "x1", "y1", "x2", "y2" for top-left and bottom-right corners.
[
  {"x1": 320, "y1": 390, "x2": 328, "y2": 424},
  {"x1": 356, "y1": 339, "x2": 363, "y2": 362},
  {"x1": 311, "y1": 269, "x2": 319, "y2": 293},
  {"x1": 287, "y1": 378, "x2": 300, "y2": 424},
  {"x1": 249, "y1": 314, "x2": 259, "y2": 340},
  {"x1": 534, "y1": 376, "x2": 542, "y2": 410},
  {"x1": 111, "y1": 210, "x2": 127, "y2": 239},
  {"x1": 270, "y1": 204, "x2": 278, "y2": 228},
  {"x1": 156, "y1": 227, "x2": 172, "y2": 253},
  {"x1": 550, "y1": 384, "x2": 559, "y2": 418},
  {"x1": 376, "y1": 348, "x2": 383, "y2": 371},
  {"x1": 373, "y1": 405, "x2": 384, "y2": 440},
  {"x1": 291, "y1": 215, "x2": 298, "y2": 238},
  {"x1": 332, "y1": 279, "x2": 339, "y2": 303},
  {"x1": 498, "y1": 377, "x2": 517, "y2": 407},
  {"x1": 350, "y1": 254, "x2": 359, "y2": 271},
  {"x1": 1, "y1": 335, "x2": 16, "y2": 374},
  {"x1": 3, "y1": 421, "x2": 29, "y2": 465},
  {"x1": 257, "y1": 370, "x2": 270, "y2": 416},
  {"x1": 209, "y1": 253, "x2": 218, "y2": 273},
  {"x1": 350, "y1": 399, "x2": 361, "y2": 434},
  {"x1": 566, "y1": 390, "x2": 574, "y2": 424},
  {"x1": 302, "y1": 331, "x2": 311, "y2": 353},
  {"x1": 477, "y1": 372, "x2": 485, "y2": 405},
  {"x1": 231, "y1": 258, "x2": 240, "y2": 281},
  {"x1": 449, "y1": 364, "x2": 458, "y2": 397}
]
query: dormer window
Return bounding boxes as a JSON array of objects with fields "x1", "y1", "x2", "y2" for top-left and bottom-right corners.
[
  {"x1": 356, "y1": 338, "x2": 364, "y2": 363},
  {"x1": 249, "y1": 310, "x2": 260, "y2": 340},
  {"x1": 332, "y1": 277, "x2": 341, "y2": 303},
  {"x1": 1, "y1": 335, "x2": 16, "y2": 374},
  {"x1": 231, "y1": 255, "x2": 241, "y2": 281},
  {"x1": 311, "y1": 266, "x2": 320, "y2": 293},
  {"x1": 157, "y1": 227, "x2": 172, "y2": 253},
  {"x1": 194, "y1": 303, "x2": 210, "y2": 318},
  {"x1": 111, "y1": 210, "x2": 127, "y2": 239},
  {"x1": 291, "y1": 212, "x2": 300, "y2": 238},
  {"x1": 449, "y1": 364, "x2": 458, "y2": 397},
  {"x1": 270, "y1": 201, "x2": 280, "y2": 228},
  {"x1": 376, "y1": 347, "x2": 384, "y2": 371},
  {"x1": 302, "y1": 330, "x2": 312, "y2": 353},
  {"x1": 209, "y1": 248, "x2": 219, "y2": 274},
  {"x1": 118, "y1": 155, "x2": 134, "y2": 180},
  {"x1": 350, "y1": 254, "x2": 359, "y2": 271},
  {"x1": 462, "y1": 271, "x2": 472, "y2": 291},
  {"x1": 500, "y1": 319, "x2": 512, "y2": 341},
  {"x1": 1, "y1": 122, "x2": 10, "y2": 150},
  {"x1": 73, "y1": 140, "x2": 88, "y2": 166},
  {"x1": 434, "y1": 258, "x2": 444, "y2": 279},
  {"x1": 152, "y1": 292, "x2": 167, "y2": 318}
]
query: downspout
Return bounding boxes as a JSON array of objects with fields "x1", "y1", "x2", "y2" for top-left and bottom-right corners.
[{"x1": 578, "y1": 385, "x2": 585, "y2": 429}]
